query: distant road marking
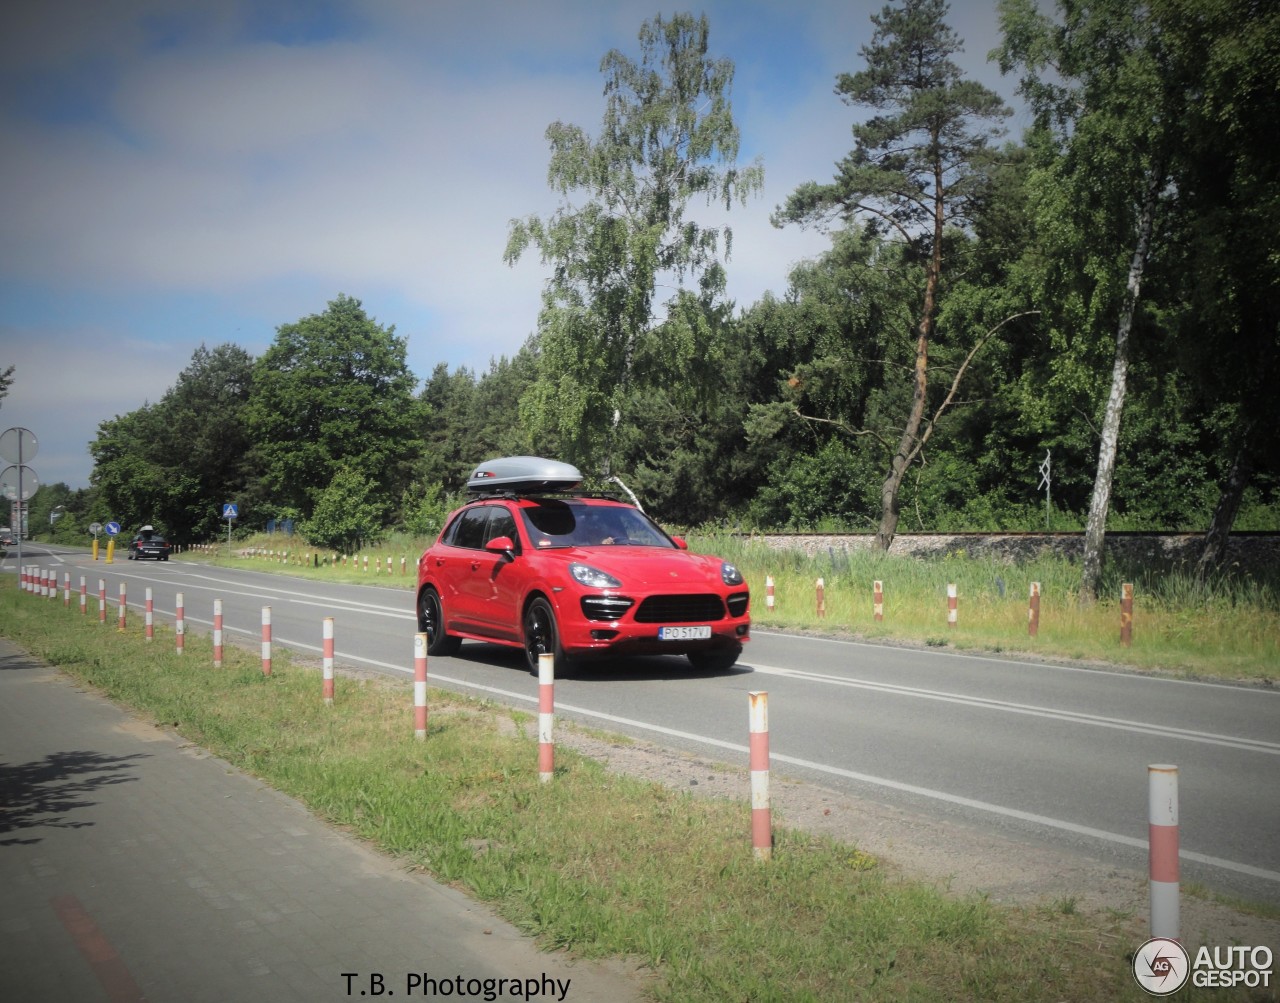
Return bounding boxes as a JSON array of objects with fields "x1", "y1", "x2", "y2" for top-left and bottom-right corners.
[{"x1": 746, "y1": 662, "x2": 1280, "y2": 755}]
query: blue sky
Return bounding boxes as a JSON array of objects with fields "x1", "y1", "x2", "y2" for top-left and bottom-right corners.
[{"x1": 0, "y1": 0, "x2": 1025, "y2": 490}]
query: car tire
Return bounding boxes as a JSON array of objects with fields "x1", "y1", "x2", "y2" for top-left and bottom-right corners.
[
  {"x1": 687, "y1": 647, "x2": 741, "y2": 672},
  {"x1": 417, "y1": 587, "x2": 461, "y2": 656},
  {"x1": 523, "y1": 596, "x2": 568, "y2": 675}
]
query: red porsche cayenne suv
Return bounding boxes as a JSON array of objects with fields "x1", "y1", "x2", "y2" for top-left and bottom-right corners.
[{"x1": 416, "y1": 457, "x2": 750, "y2": 672}]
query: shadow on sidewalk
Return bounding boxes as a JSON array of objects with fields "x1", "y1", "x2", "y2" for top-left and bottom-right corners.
[{"x1": 0, "y1": 750, "x2": 148, "y2": 845}]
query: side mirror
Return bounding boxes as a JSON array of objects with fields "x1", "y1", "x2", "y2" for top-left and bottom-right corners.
[
  {"x1": 486, "y1": 536, "x2": 516, "y2": 555},
  {"x1": 670, "y1": 535, "x2": 688, "y2": 550}
]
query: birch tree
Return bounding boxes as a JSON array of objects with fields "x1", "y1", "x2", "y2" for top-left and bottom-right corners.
[
  {"x1": 505, "y1": 13, "x2": 763, "y2": 472},
  {"x1": 996, "y1": 0, "x2": 1176, "y2": 601}
]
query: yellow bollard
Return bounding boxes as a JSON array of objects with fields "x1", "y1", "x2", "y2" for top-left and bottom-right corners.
[{"x1": 105, "y1": 539, "x2": 115, "y2": 564}]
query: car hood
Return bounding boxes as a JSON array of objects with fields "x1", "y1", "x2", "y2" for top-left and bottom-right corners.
[{"x1": 558, "y1": 546, "x2": 730, "y2": 589}]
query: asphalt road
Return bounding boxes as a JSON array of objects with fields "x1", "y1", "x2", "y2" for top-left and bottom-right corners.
[{"x1": 9, "y1": 544, "x2": 1280, "y2": 909}]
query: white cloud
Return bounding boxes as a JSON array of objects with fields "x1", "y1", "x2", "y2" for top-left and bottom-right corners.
[{"x1": 0, "y1": 1, "x2": 1022, "y2": 488}]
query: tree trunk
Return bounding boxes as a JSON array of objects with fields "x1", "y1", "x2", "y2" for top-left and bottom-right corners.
[
  {"x1": 1195, "y1": 431, "x2": 1252, "y2": 583},
  {"x1": 1079, "y1": 171, "x2": 1161, "y2": 603},
  {"x1": 875, "y1": 158, "x2": 944, "y2": 552}
]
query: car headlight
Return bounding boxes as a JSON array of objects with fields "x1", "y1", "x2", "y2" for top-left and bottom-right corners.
[
  {"x1": 721, "y1": 561, "x2": 744, "y2": 586},
  {"x1": 570, "y1": 563, "x2": 622, "y2": 589}
]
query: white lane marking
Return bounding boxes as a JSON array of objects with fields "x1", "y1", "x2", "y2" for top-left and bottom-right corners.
[
  {"x1": 746, "y1": 662, "x2": 1280, "y2": 755},
  {"x1": 752, "y1": 627, "x2": 1279, "y2": 695},
  {"x1": 38, "y1": 559, "x2": 1276, "y2": 884},
  {"x1": 249, "y1": 641, "x2": 1280, "y2": 888},
  {"x1": 63, "y1": 567, "x2": 412, "y2": 619}
]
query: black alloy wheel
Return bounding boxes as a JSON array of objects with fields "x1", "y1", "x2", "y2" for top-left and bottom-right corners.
[{"x1": 417, "y1": 587, "x2": 461, "y2": 656}]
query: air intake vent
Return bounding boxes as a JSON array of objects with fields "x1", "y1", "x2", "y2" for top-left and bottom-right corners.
[{"x1": 634, "y1": 595, "x2": 726, "y2": 623}]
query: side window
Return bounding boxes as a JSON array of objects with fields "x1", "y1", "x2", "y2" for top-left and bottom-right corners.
[
  {"x1": 486, "y1": 508, "x2": 520, "y2": 553},
  {"x1": 452, "y1": 507, "x2": 491, "y2": 550}
]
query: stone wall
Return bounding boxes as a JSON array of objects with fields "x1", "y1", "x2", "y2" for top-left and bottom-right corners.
[{"x1": 745, "y1": 533, "x2": 1279, "y2": 576}]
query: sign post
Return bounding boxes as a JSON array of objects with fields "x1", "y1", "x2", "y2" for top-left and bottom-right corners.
[
  {"x1": 1037, "y1": 450, "x2": 1052, "y2": 531},
  {"x1": 223, "y1": 504, "x2": 238, "y2": 557},
  {"x1": 0, "y1": 426, "x2": 39, "y2": 581},
  {"x1": 89, "y1": 522, "x2": 103, "y2": 561},
  {"x1": 104, "y1": 521, "x2": 120, "y2": 564}
]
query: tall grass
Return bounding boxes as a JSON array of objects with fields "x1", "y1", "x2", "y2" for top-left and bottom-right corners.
[
  {"x1": 697, "y1": 533, "x2": 1279, "y2": 682},
  {"x1": 3, "y1": 585, "x2": 1255, "y2": 1003}
]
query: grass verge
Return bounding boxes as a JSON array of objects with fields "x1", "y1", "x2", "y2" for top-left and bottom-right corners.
[
  {"x1": 3, "y1": 585, "x2": 1267, "y2": 1002},
  {"x1": 191, "y1": 531, "x2": 1280, "y2": 683}
]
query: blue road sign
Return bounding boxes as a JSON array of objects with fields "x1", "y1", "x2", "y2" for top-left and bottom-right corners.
[
  {"x1": 223, "y1": 504, "x2": 238, "y2": 520},
  {"x1": 105, "y1": 521, "x2": 120, "y2": 536}
]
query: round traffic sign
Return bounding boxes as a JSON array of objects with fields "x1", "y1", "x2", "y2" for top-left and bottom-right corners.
[
  {"x1": 0, "y1": 464, "x2": 38, "y2": 501},
  {"x1": 0, "y1": 427, "x2": 38, "y2": 464},
  {"x1": 105, "y1": 521, "x2": 121, "y2": 536}
]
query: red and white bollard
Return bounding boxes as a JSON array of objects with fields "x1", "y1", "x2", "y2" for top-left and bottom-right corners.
[
  {"x1": 79, "y1": 576, "x2": 87, "y2": 616},
  {"x1": 98, "y1": 580, "x2": 106, "y2": 624},
  {"x1": 414, "y1": 632, "x2": 428, "y2": 739},
  {"x1": 213, "y1": 599, "x2": 224, "y2": 667},
  {"x1": 63, "y1": 572, "x2": 70, "y2": 607},
  {"x1": 1121, "y1": 583, "x2": 1134, "y2": 647},
  {"x1": 749, "y1": 690, "x2": 771, "y2": 861},
  {"x1": 175, "y1": 593, "x2": 185, "y2": 655},
  {"x1": 386, "y1": 556, "x2": 392, "y2": 575},
  {"x1": 538, "y1": 652, "x2": 555, "y2": 782},
  {"x1": 322, "y1": 617, "x2": 335, "y2": 705},
  {"x1": 401, "y1": 556, "x2": 407, "y2": 576},
  {"x1": 118, "y1": 583, "x2": 127, "y2": 632},
  {"x1": 1028, "y1": 582, "x2": 1041, "y2": 637},
  {"x1": 363, "y1": 555, "x2": 368, "y2": 573},
  {"x1": 145, "y1": 587, "x2": 154, "y2": 642},
  {"x1": 261, "y1": 606, "x2": 272, "y2": 676},
  {"x1": 1148, "y1": 764, "x2": 1180, "y2": 940},
  {"x1": 765, "y1": 575, "x2": 775, "y2": 613},
  {"x1": 947, "y1": 583, "x2": 958, "y2": 629},
  {"x1": 40, "y1": 568, "x2": 49, "y2": 598},
  {"x1": 873, "y1": 580, "x2": 884, "y2": 622},
  {"x1": 816, "y1": 578, "x2": 826, "y2": 618}
]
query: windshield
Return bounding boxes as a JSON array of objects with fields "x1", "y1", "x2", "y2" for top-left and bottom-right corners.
[{"x1": 520, "y1": 500, "x2": 675, "y2": 550}]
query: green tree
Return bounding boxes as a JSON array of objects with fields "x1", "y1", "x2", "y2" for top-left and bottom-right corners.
[
  {"x1": 300, "y1": 467, "x2": 385, "y2": 553},
  {"x1": 996, "y1": 0, "x2": 1181, "y2": 600},
  {"x1": 89, "y1": 404, "x2": 173, "y2": 534},
  {"x1": 0, "y1": 364, "x2": 13, "y2": 406},
  {"x1": 88, "y1": 344, "x2": 254, "y2": 542},
  {"x1": 246, "y1": 294, "x2": 424, "y2": 522},
  {"x1": 155, "y1": 343, "x2": 255, "y2": 540},
  {"x1": 1146, "y1": 0, "x2": 1280, "y2": 577},
  {"x1": 773, "y1": 0, "x2": 1011, "y2": 550},
  {"x1": 505, "y1": 12, "x2": 763, "y2": 472}
]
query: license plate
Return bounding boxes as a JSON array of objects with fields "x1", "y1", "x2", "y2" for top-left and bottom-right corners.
[{"x1": 659, "y1": 625, "x2": 712, "y2": 640}]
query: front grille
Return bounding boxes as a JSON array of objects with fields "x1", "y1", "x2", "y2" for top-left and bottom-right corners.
[
  {"x1": 581, "y1": 595, "x2": 635, "y2": 621},
  {"x1": 634, "y1": 594, "x2": 726, "y2": 623},
  {"x1": 726, "y1": 592, "x2": 749, "y2": 617}
]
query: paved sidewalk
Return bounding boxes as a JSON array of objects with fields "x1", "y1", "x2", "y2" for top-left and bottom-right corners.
[{"x1": 0, "y1": 638, "x2": 649, "y2": 1003}]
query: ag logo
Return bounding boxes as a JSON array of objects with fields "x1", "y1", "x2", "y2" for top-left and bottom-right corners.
[{"x1": 1133, "y1": 938, "x2": 1190, "y2": 995}]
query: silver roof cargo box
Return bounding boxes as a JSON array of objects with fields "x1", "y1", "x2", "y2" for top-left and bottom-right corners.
[{"x1": 465, "y1": 456, "x2": 583, "y2": 493}]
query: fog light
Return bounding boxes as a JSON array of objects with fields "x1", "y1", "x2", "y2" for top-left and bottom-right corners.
[{"x1": 590, "y1": 629, "x2": 619, "y2": 640}]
